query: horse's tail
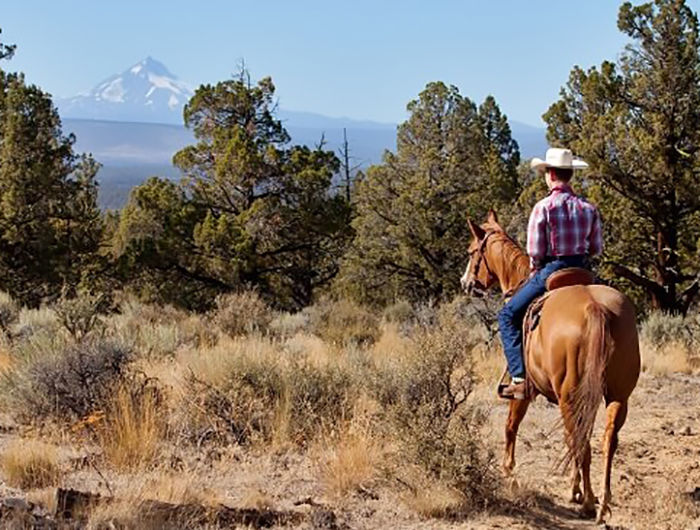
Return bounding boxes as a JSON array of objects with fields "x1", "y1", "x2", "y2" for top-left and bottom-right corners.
[{"x1": 565, "y1": 299, "x2": 613, "y2": 468}]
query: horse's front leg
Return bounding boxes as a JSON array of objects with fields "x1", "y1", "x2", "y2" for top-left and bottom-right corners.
[{"x1": 504, "y1": 398, "x2": 531, "y2": 476}]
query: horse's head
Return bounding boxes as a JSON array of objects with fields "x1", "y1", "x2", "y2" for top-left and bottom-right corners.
[{"x1": 460, "y1": 209, "x2": 502, "y2": 297}]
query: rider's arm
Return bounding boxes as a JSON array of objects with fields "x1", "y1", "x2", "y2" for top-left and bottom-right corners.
[
  {"x1": 527, "y1": 202, "x2": 547, "y2": 270},
  {"x1": 589, "y1": 208, "x2": 603, "y2": 256}
]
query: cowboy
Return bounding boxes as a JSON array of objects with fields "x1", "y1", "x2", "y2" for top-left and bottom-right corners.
[{"x1": 499, "y1": 148, "x2": 603, "y2": 399}]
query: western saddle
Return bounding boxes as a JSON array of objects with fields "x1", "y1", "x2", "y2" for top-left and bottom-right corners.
[{"x1": 497, "y1": 267, "x2": 595, "y2": 400}]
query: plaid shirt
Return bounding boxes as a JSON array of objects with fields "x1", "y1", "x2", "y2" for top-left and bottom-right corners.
[{"x1": 527, "y1": 183, "x2": 603, "y2": 270}]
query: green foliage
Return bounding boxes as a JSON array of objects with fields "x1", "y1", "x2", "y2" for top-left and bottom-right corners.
[
  {"x1": 0, "y1": 45, "x2": 103, "y2": 306},
  {"x1": 543, "y1": 0, "x2": 700, "y2": 313},
  {"x1": 113, "y1": 71, "x2": 351, "y2": 310},
  {"x1": 338, "y1": 83, "x2": 520, "y2": 305}
]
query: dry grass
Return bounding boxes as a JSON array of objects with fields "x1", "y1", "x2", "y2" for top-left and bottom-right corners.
[
  {"x1": 240, "y1": 487, "x2": 273, "y2": 510},
  {"x1": 98, "y1": 384, "x2": 164, "y2": 470},
  {"x1": 317, "y1": 425, "x2": 383, "y2": 498},
  {"x1": 641, "y1": 340, "x2": 692, "y2": 375},
  {"x1": 1, "y1": 439, "x2": 62, "y2": 489},
  {"x1": 402, "y1": 479, "x2": 466, "y2": 518}
]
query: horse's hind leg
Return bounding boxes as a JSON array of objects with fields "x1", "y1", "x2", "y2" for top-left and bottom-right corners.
[
  {"x1": 560, "y1": 399, "x2": 596, "y2": 517},
  {"x1": 570, "y1": 465, "x2": 582, "y2": 504},
  {"x1": 504, "y1": 398, "x2": 530, "y2": 476},
  {"x1": 597, "y1": 400, "x2": 628, "y2": 524}
]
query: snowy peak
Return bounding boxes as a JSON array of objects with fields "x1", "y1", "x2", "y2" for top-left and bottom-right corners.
[{"x1": 58, "y1": 57, "x2": 194, "y2": 124}]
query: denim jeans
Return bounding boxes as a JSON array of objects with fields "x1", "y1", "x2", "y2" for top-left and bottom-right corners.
[{"x1": 498, "y1": 255, "x2": 586, "y2": 379}]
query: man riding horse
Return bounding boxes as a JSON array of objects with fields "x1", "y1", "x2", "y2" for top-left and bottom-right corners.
[
  {"x1": 460, "y1": 148, "x2": 639, "y2": 523},
  {"x1": 499, "y1": 148, "x2": 603, "y2": 399}
]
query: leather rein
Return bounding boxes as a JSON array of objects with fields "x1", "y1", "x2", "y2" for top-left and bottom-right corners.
[{"x1": 469, "y1": 230, "x2": 527, "y2": 299}]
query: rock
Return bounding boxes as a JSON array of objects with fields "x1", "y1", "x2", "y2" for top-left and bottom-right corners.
[
  {"x1": 2, "y1": 497, "x2": 32, "y2": 511},
  {"x1": 681, "y1": 425, "x2": 693, "y2": 436},
  {"x1": 688, "y1": 486, "x2": 700, "y2": 502},
  {"x1": 310, "y1": 508, "x2": 339, "y2": 529}
]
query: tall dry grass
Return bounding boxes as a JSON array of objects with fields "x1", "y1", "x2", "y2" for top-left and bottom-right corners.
[
  {"x1": 639, "y1": 311, "x2": 699, "y2": 375},
  {"x1": 98, "y1": 382, "x2": 164, "y2": 470},
  {"x1": 1, "y1": 439, "x2": 62, "y2": 489}
]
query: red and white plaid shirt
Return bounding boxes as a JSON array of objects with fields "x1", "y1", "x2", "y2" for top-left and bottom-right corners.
[{"x1": 527, "y1": 183, "x2": 603, "y2": 270}]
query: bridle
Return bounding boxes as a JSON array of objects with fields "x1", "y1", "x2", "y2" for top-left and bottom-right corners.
[{"x1": 466, "y1": 230, "x2": 497, "y2": 296}]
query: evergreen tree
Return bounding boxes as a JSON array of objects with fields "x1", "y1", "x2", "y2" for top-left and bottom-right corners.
[
  {"x1": 115, "y1": 71, "x2": 351, "y2": 309},
  {"x1": 544, "y1": 0, "x2": 700, "y2": 313},
  {"x1": 338, "y1": 82, "x2": 520, "y2": 304},
  {"x1": 0, "y1": 36, "x2": 102, "y2": 305}
]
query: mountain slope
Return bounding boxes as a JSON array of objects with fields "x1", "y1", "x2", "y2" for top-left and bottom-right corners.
[{"x1": 58, "y1": 57, "x2": 193, "y2": 124}]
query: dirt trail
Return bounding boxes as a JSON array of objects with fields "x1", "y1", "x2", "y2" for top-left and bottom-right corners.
[{"x1": 472, "y1": 372, "x2": 700, "y2": 529}]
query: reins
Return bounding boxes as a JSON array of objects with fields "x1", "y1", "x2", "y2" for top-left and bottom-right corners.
[{"x1": 470, "y1": 229, "x2": 527, "y2": 300}]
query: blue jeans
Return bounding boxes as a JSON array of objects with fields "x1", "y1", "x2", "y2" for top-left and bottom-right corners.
[{"x1": 498, "y1": 256, "x2": 586, "y2": 379}]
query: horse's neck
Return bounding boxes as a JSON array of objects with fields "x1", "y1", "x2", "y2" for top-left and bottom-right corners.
[{"x1": 490, "y1": 238, "x2": 531, "y2": 294}]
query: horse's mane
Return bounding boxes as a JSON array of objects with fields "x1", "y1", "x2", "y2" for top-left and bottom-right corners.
[{"x1": 490, "y1": 230, "x2": 531, "y2": 284}]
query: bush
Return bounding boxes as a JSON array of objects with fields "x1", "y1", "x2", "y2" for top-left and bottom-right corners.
[
  {"x1": 180, "y1": 336, "x2": 355, "y2": 446},
  {"x1": 268, "y1": 311, "x2": 310, "y2": 338},
  {"x1": 2, "y1": 338, "x2": 134, "y2": 421},
  {"x1": 373, "y1": 309, "x2": 496, "y2": 514},
  {"x1": 382, "y1": 300, "x2": 414, "y2": 325},
  {"x1": 307, "y1": 299, "x2": 380, "y2": 347},
  {"x1": 211, "y1": 291, "x2": 272, "y2": 337},
  {"x1": 0, "y1": 290, "x2": 19, "y2": 335},
  {"x1": 639, "y1": 311, "x2": 696, "y2": 349},
  {"x1": 54, "y1": 290, "x2": 110, "y2": 340}
]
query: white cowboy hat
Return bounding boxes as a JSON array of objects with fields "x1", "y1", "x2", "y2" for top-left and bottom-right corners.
[{"x1": 530, "y1": 147, "x2": 589, "y2": 170}]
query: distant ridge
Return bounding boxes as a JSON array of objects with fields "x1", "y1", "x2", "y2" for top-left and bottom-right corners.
[{"x1": 58, "y1": 59, "x2": 546, "y2": 209}]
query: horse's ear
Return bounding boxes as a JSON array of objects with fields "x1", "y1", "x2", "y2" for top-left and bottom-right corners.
[
  {"x1": 467, "y1": 218, "x2": 486, "y2": 240},
  {"x1": 487, "y1": 209, "x2": 499, "y2": 225}
]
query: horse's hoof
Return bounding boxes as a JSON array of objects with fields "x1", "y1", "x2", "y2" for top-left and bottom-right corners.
[
  {"x1": 508, "y1": 475, "x2": 520, "y2": 494},
  {"x1": 596, "y1": 504, "x2": 612, "y2": 524},
  {"x1": 579, "y1": 504, "x2": 596, "y2": 519}
]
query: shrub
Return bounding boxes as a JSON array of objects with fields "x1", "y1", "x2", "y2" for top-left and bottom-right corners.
[
  {"x1": 211, "y1": 291, "x2": 272, "y2": 337},
  {"x1": 639, "y1": 311, "x2": 699, "y2": 375},
  {"x1": 2, "y1": 338, "x2": 133, "y2": 421},
  {"x1": 307, "y1": 299, "x2": 380, "y2": 347},
  {"x1": 639, "y1": 311, "x2": 694, "y2": 348},
  {"x1": 12, "y1": 306, "x2": 61, "y2": 341},
  {"x1": 0, "y1": 290, "x2": 19, "y2": 335},
  {"x1": 268, "y1": 311, "x2": 310, "y2": 338},
  {"x1": 180, "y1": 336, "x2": 355, "y2": 446},
  {"x1": 382, "y1": 300, "x2": 414, "y2": 325},
  {"x1": 1, "y1": 439, "x2": 62, "y2": 489},
  {"x1": 54, "y1": 290, "x2": 110, "y2": 340},
  {"x1": 375, "y1": 310, "x2": 496, "y2": 514}
]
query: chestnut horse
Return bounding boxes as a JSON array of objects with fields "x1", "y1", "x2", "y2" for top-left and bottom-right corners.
[{"x1": 461, "y1": 211, "x2": 640, "y2": 523}]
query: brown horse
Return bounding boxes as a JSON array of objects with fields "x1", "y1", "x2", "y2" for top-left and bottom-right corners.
[{"x1": 461, "y1": 210, "x2": 640, "y2": 523}]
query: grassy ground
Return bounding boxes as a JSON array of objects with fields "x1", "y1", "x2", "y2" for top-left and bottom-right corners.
[{"x1": 0, "y1": 291, "x2": 698, "y2": 528}]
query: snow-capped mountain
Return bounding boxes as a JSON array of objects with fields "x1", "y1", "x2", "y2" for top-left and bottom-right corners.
[{"x1": 58, "y1": 57, "x2": 193, "y2": 124}]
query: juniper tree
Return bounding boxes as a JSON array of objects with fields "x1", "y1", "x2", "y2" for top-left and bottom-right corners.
[
  {"x1": 0, "y1": 32, "x2": 102, "y2": 305},
  {"x1": 115, "y1": 71, "x2": 351, "y2": 309},
  {"x1": 544, "y1": 0, "x2": 700, "y2": 313},
  {"x1": 338, "y1": 82, "x2": 520, "y2": 305}
]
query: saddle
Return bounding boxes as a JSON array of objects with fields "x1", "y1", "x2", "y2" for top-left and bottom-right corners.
[{"x1": 497, "y1": 267, "x2": 595, "y2": 400}]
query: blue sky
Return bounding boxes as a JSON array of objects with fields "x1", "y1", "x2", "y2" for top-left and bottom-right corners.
[{"x1": 2, "y1": 1, "x2": 698, "y2": 126}]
